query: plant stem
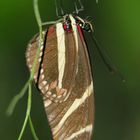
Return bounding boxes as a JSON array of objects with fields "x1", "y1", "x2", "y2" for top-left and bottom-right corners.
[
  {"x1": 29, "y1": 115, "x2": 39, "y2": 140},
  {"x1": 18, "y1": 83, "x2": 32, "y2": 140},
  {"x1": 6, "y1": 79, "x2": 30, "y2": 116},
  {"x1": 31, "y1": 0, "x2": 44, "y2": 80},
  {"x1": 7, "y1": 1, "x2": 44, "y2": 140}
]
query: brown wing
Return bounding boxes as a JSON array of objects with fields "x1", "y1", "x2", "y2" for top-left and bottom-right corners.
[
  {"x1": 42, "y1": 23, "x2": 94, "y2": 139},
  {"x1": 26, "y1": 21, "x2": 94, "y2": 140},
  {"x1": 31, "y1": 22, "x2": 81, "y2": 104}
]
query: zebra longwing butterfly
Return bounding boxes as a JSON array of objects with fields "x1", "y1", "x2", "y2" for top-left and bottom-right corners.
[{"x1": 26, "y1": 14, "x2": 94, "y2": 140}]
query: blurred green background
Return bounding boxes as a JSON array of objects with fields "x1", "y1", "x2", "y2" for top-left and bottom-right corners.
[{"x1": 0, "y1": 0, "x2": 140, "y2": 140}]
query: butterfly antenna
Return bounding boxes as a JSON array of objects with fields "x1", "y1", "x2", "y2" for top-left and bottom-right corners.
[
  {"x1": 60, "y1": 0, "x2": 65, "y2": 16},
  {"x1": 78, "y1": 0, "x2": 84, "y2": 11},
  {"x1": 55, "y1": 0, "x2": 59, "y2": 18},
  {"x1": 90, "y1": 32, "x2": 125, "y2": 82},
  {"x1": 74, "y1": 2, "x2": 79, "y2": 14},
  {"x1": 73, "y1": 0, "x2": 84, "y2": 14}
]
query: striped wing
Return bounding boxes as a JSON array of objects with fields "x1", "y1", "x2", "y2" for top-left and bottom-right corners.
[{"x1": 26, "y1": 18, "x2": 94, "y2": 140}]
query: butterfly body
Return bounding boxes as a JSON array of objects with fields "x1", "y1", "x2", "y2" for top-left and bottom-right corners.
[{"x1": 26, "y1": 14, "x2": 94, "y2": 140}]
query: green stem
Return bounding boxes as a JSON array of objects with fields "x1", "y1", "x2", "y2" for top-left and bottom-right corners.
[
  {"x1": 7, "y1": 0, "x2": 44, "y2": 140},
  {"x1": 6, "y1": 79, "x2": 31, "y2": 116},
  {"x1": 31, "y1": 0, "x2": 44, "y2": 80},
  {"x1": 6, "y1": 0, "x2": 44, "y2": 117},
  {"x1": 33, "y1": 0, "x2": 43, "y2": 43},
  {"x1": 22, "y1": 1, "x2": 44, "y2": 139},
  {"x1": 29, "y1": 115, "x2": 39, "y2": 140},
  {"x1": 18, "y1": 83, "x2": 32, "y2": 140},
  {"x1": 33, "y1": 0, "x2": 42, "y2": 30}
]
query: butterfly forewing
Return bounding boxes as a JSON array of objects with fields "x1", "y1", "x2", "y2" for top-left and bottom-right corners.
[{"x1": 26, "y1": 14, "x2": 94, "y2": 140}]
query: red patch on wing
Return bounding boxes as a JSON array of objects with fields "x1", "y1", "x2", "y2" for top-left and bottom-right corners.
[{"x1": 47, "y1": 26, "x2": 55, "y2": 36}]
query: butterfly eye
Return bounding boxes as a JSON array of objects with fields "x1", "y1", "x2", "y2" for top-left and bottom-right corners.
[{"x1": 79, "y1": 23, "x2": 83, "y2": 27}]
